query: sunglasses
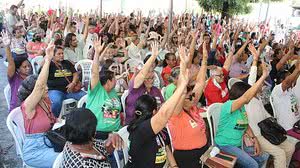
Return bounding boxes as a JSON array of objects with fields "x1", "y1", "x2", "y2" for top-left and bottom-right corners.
[{"x1": 185, "y1": 93, "x2": 196, "y2": 101}]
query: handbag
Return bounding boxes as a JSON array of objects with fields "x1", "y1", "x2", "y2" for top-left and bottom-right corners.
[
  {"x1": 200, "y1": 146, "x2": 237, "y2": 168},
  {"x1": 53, "y1": 61, "x2": 82, "y2": 92},
  {"x1": 258, "y1": 117, "x2": 287, "y2": 145},
  {"x1": 40, "y1": 101, "x2": 67, "y2": 152},
  {"x1": 293, "y1": 120, "x2": 300, "y2": 134}
]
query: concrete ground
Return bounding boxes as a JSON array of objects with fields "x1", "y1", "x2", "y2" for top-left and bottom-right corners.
[{"x1": 0, "y1": 48, "x2": 22, "y2": 168}]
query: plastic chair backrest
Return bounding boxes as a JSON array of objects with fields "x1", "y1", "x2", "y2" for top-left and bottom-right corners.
[
  {"x1": 114, "y1": 126, "x2": 130, "y2": 168},
  {"x1": 207, "y1": 103, "x2": 223, "y2": 138},
  {"x1": 77, "y1": 95, "x2": 87, "y2": 108},
  {"x1": 31, "y1": 56, "x2": 44, "y2": 74},
  {"x1": 59, "y1": 99, "x2": 78, "y2": 118},
  {"x1": 6, "y1": 107, "x2": 25, "y2": 159},
  {"x1": 124, "y1": 59, "x2": 144, "y2": 73},
  {"x1": 74, "y1": 59, "x2": 93, "y2": 84},
  {"x1": 269, "y1": 93, "x2": 277, "y2": 119},
  {"x1": 52, "y1": 152, "x2": 63, "y2": 168},
  {"x1": 161, "y1": 87, "x2": 166, "y2": 99},
  {"x1": 228, "y1": 78, "x2": 242, "y2": 90},
  {"x1": 4, "y1": 84, "x2": 11, "y2": 110},
  {"x1": 121, "y1": 90, "x2": 129, "y2": 114}
]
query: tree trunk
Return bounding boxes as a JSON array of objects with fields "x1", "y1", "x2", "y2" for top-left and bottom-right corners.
[{"x1": 221, "y1": 1, "x2": 230, "y2": 19}]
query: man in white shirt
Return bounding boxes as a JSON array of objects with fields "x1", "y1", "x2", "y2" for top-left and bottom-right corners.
[{"x1": 271, "y1": 64, "x2": 300, "y2": 137}]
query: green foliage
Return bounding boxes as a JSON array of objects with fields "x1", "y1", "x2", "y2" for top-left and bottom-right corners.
[{"x1": 197, "y1": 0, "x2": 282, "y2": 16}]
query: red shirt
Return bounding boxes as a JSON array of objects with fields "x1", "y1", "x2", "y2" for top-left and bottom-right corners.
[
  {"x1": 204, "y1": 68, "x2": 229, "y2": 106},
  {"x1": 161, "y1": 66, "x2": 172, "y2": 85}
]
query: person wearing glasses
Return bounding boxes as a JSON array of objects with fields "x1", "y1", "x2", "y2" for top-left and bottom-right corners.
[
  {"x1": 168, "y1": 45, "x2": 208, "y2": 168},
  {"x1": 125, "y1": 42, "x2": 164, "y2": 124}
]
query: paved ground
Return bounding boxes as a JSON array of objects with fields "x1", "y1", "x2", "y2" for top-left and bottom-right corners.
[{"x1": 0, "y1": 48, "x2": 22, "y2": 168}]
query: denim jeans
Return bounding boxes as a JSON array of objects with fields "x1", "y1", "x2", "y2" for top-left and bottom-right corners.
[
  {"x1": 48, "y1": 90, "x2": 86, "y2": 117},
  {"x1": 23, "y1": 133, "x2": 59, "y2": 168},
  {"x1": 217, "y1": 144, "x2": 269, "y2": 168}
]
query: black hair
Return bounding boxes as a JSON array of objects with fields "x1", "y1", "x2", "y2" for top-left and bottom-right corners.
[
  {"x1": 54, "y1": 39, "x2": 64, "y2": 46},
  {"x1": 17, "y1": 74, "x2": 38, "y2": 104},
  {"x1": 64, "y1": 33, "x2": 76, "y2": 48},
  {"x1": 101, "y1": 59, "x2": 114, "y2": 71},
  {"x1": 14, "y1": 56, "x2": 30, "y2": 70},
  {"x1": 127, "y1": 95, "x2": 157, "y2": 135},
  {"x1": 54, "y1": 46, "x2": 64, "y2": 56},
  {"x1": 162, "y1": 53, "x2": 175, "y2": 67},
  {"x1": 99, "y1": 70, "x2": 115, "y2": 86},
  {"x1": 229, "y1": 82, "x2": 251, "y2": 100},
  {"x1": 144, "y1": 54, "x2": 158, "y2": 66},
  {"x1": 10, "y1": 5, "x2": 18, "y2": 10},
  {"x1": 276, "y1": 70, "x2": 290, "y2": 85},
  {"x1": 65, "y1": 108, "x2": 97, "y2": 145}
]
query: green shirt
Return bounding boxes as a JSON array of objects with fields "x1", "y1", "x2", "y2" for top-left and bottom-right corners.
[
  {"x1": 215, "y1": 100, "x2": 248, "y2": 147},
  {"x1": 86, "y1": 82, "x2": 121, "y2": 132},
  {"x1": 164, "y1": 83, "x2": 176, "y2": 100}
]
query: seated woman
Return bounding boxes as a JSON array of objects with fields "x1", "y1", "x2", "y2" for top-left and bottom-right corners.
[
  {"x1": 47, "y1": 46, "x2": 86, "y2": 117},
  {"x1": 164, "y1": 67, "x2": 180, "y2": 100},
  {"x1": 168, "y1": 44, "x2": 208, "y2": 168},
  {"x1": 86, "y1": 38, "x2": 122, "y2": 140},
  {"x1": 215, "y1": 61, "x2": 270, "y2": 168},
  {"x1": 125, "y1": 50, "x2": 189, "y2": 168},
  {"x1": 125, "y1": 42, "x2": 164, "y2": 124},
  {"x1": 17, "y1": 43, "x2": 59, "y2": 168},
  {"x1": 2, "y1": 30, "x2": 32, "y2": 112},
  {"x1": 26, "y1": 32, "x2": 47, "y2": 59},
  {"x1": 215, "y1": 60, "x2": 269, "y2": 168},
  {"x1": 62, "y1": 108, "x2": 123, "y2": 168},
  {"x1": 161, "y1": 53, "x2": 176, "y2": 85}
]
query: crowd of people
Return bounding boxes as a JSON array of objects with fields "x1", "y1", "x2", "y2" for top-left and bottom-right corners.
[{"x1": 1, "y1": 0, "x2": 300, "y2": 167}]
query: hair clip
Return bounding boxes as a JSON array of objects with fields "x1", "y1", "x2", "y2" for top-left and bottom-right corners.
[{"x1": 135, "y1": 110, "x2": 142, "y2": 116}]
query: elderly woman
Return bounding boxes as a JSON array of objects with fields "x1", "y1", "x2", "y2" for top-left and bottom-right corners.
[
  {"x1": 125, "y1": 49, "x2": 189, "y2": 167},
  {"x1": 2, "y1": 31, "x2": 32, "y2": 112},
  {"x1": 18, "y1": 43, "x2": 59, "y2": 168},
  {"x1": 47, "y1": 46, "x2": 86, "y2": 117},
  {"x1": 125, "y1": 42, "x2": 164, "y2": 124},
  {"x1": 85, "y1": 37, "x2": 122, "y2": 140},
  {"x1": 62, "y1": 108, "x2": 123, "y2": 168},
  {"x1": 215, "y1": 62, "x2": 270, "y2": 168}
]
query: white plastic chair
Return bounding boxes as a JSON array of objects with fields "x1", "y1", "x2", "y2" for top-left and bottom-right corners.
[
  {"x1": 4, "y1": 84, "x2": 11, "y2": 110},
  {"x1": 269, "y1": 93, "x2": 277, "y2": 119},
  {"x1": 121, "y1": 90, "x2": 129, "y2": 114},
  {"x1": 228, "y1": 78, "x2": 242, "y2": 90},
  {"x1": 3, "y1": 60, "x2": 8, "y2": 67},
  {"x1": 114, "y1": 126, "x2": 129, "y2": 168},
  {"x1": 124, "y1": 59, "x2": 144, "y2": 74},
  {"x1": 77, "y1": 95, "x2": 87, "y2": 108},
  {"x1": 161, "y1": 87, "x2": 166, "y2": 99},
  {"x1": 74, "y1": 59, "x2": 93, "y2": 86},
  {"x1": 206, "y1": 103, "x2": 223, "y2": 145},
  {"x1": 6, "y1": 107, "x2": 29, "y2": 167},
  {"x1": 52, "y1": 152, "x2": 63, "y2": 168},
  {"x1": 59, "y1": 99, "x2": 78, "y2": 118},
  {"x1": 31, "y1": 56, "x2": 44, "y2": 75}
]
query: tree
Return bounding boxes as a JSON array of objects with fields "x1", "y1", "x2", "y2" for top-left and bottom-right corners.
[{"x1": 197, "y1": 0, "x2": 283, "y2": 19}]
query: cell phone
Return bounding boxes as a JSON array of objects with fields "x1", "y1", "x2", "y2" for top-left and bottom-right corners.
[{"x1": 216, "y1": 154, "x2": 234, "y2": 162}]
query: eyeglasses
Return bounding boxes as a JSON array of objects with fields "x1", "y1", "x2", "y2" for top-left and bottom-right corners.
[
  {"x1": 185, "y1": 93, "x2": 196, "y2": 101},
  {"x1": 215, "y1": 73, "x2": 224, "y2": 78}
]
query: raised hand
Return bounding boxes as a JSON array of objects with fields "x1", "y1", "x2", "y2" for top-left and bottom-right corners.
[
  {"x1": 248, "y1": 44, "x2": 259, "y2": 61},
  {"x1": 178, "y1": 45, "x2": 189, "y2": 65},
  {"x1": 1, "y1": 31, "x2": 11, "y2": 47},
  {"x1": 202, "y1": 41, "x2": 208, "y2": 61},
  {"x1": 45, "y1": 41, "x2": 55, "y2": 61},
  {"x1": 93, "y1": 36, "x2": 105, "y2": 55},
  {"x1": 261, "y1": 61, "x2": 269, "y2": 77},
  {"x1": 151, "y1": 41, "x2": 159, "y2": 57}
]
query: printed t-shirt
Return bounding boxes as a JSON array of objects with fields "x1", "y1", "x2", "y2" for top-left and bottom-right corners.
[
  {"x1": 215, "y1": 100, "x2": 248, "y2": 147},
  {"x1": 126, "y1": 119, "x2": 170, "y2": 168},
  {"x1": 47, "y1": 60, "x2": 76, "y2": 92},
  {"x1": 86, "y1": 82, "x2": 121, "y2": 132},
  {"x1": 26, "y1": 42, "x2": 47, "y2": 58},
  {"x1": 168, "y1": 106, "x2": 207, "y2": 150}
]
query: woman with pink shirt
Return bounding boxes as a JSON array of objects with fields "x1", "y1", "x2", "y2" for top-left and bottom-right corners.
[
  {"x1": 18, "y1": 42, "x2": 59, "y2": 168},
  {"x1": 26, "y1": 33, "x2": 47, "y2": 59}
]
